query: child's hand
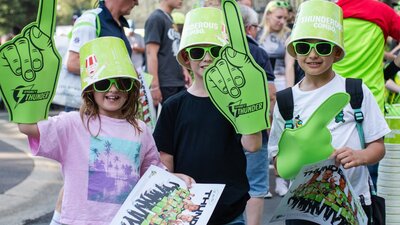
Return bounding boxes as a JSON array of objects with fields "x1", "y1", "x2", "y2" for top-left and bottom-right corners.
[
  {"x1": 330, "y1": 147, "x2": 365, "y2": 169},
  {"x1": 173, "y1": 173, "x2": 196, "y2": 188},
  {"x1": 394, "y1": 53, "x2": 400, "y2": 68},
  {"x1": 0, "y1": 0, "x2": 61, "y2": 123}
]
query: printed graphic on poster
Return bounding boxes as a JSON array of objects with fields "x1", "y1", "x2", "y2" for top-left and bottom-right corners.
[
  {"x1": 270, "y1": 159, "x2": 367, "y2": 225},
  {"x1": 110, "y1": 165, "x2": 225, "y2": 225}
]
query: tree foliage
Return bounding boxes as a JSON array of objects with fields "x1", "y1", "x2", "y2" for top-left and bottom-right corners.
[
  {"x1": 0, "y1": 0, "x2": 39, "y2": 35},
  {"x1": 0, "y1": 0, "x2": 96, "y2": 35},
  {"x1": 57, "y1": 0, "x2": 97, "y2": 25}
]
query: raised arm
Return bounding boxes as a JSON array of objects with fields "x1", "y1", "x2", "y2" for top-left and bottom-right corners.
[{"x1": 18, "y1": 123, "x2": 40, "y2": 139}]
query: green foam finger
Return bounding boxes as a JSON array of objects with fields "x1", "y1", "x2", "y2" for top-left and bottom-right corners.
[
  {"x1": 222, "y1": 0, "x2": 248, "y2": 54},
  {"x1": 2, "y1": 45, "x2": 20, "y2": 75},
  {"x1": 16, "y1": 37, "x2": 36, "y2": 82},
  {"x1": 207, "y1": 66, "x2": 228, "y2": 94},
  {"x1": 215, "y1": 59, "x2": 241, "y2": 98},
  {"x1": 36, "y1": 0, "x2": 57, "y2": 37},
  {"x1": 0, "y1": 0, "x2": 61, "y2": 123},
  {"x1": 304, "y1": 92, "x2": 350, "y2": 130},
  {"x1": 203, "y1": 0, "x2": 270, "y2": 134},
  {"x1": 276, "y1": 92, "x2": 350, "y2": 179}
]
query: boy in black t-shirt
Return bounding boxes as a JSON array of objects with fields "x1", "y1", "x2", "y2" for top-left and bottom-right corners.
[{"x1": 153, "y1": 6, "x2": 262, "y2": 225}]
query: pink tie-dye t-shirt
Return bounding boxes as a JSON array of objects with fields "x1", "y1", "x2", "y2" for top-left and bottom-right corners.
[{"x1": 28, "y1": 111, "x2": 164, "y2": 225}]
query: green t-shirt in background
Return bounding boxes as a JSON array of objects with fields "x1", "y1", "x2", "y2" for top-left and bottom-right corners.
[{"x1": 333, "y1": 18, "x2": 385, "y2": 113}]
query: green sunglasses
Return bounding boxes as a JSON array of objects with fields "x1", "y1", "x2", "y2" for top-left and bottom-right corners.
[
  {"x1": 93, "y1": 78, "x2": 134, "y2": 92},
  {"x1": 274, "y1": 1, "x2": 289, "y2": 7},
  {"x1": 292, "y1": 41, "x2": 336, "y2": 56},
  {"x1": 186, "y1": 46, "x2": 222, "y2": 61},
  {"x1": 268, "y1": 1, "x2": 290, "y2": 10}
]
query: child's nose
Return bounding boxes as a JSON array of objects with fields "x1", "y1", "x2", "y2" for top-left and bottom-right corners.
[
  {"x1": 309, "y1": 48, "x2": 318, "y2": 57},
  {"x1": 203, "y1": 52, "x2": 213, "y2": 61},
  {"x1": 109, "y1": 84, "x2": 118, "y2": 91}
]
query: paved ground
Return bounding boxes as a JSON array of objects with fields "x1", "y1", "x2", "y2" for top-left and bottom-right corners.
[
  {"x1": 0, "y1": 108, "x2": 285, "y2": 225},
  {"x1": 0, "y1": 111, "x2": 63, "y2": 225}
]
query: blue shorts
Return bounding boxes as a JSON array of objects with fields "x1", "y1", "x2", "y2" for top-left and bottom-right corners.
[{"x1": 245, "y1": 131, "x2": 269, "y2": 197}]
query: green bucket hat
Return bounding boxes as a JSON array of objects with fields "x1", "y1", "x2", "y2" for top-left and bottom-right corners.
[
  {"x1": 286, "y1": 0, "x2": 345, "y2": 62},
  {"x1": 79, "y1": 37, "x2": 139, "y2": 93},
  {"x1": 176, "y1": 7, "x2": 228, "y2": 69}
]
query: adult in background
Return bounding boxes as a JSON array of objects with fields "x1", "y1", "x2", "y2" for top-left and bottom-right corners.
[
  {"x1": 127, "y1": 20, "x2": 145, "y2": 73},
  {"x1": 333, "y1": 0, "x2": 400, "y2": 113},
  {"x1": 237, "y1": 0, "x2": 252, "y2": 7},
  {"x1": 258, "y1": 0, "x2": 292, "y2": 197},
  {"x1": 67, "y1": 0, "x2": 137, "y2": 75},
  {"x1": 333, "y1": 0, "x2": 400, "y2": 189},
  {"x1": 258, "y1": 1, "x2": 295, "y2": 91},
  {"x1": 145, "y1": 0, "x2": 190, "y2": 106},
  {"x1": 239, "y1": 5, "x2": 275, "y2": 225}
]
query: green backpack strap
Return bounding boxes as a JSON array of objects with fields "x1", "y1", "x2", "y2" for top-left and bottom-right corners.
[
  {"x1": 345, "y1": 78, "x2": 365, "y2": 148},
  {"x1": 276, "y1": 87, "x2": 295, "y2": 129}
]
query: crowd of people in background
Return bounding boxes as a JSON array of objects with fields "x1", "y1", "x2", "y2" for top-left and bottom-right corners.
[{"x1": 2, "y1": 0, "x2": 400, "y2": 224}]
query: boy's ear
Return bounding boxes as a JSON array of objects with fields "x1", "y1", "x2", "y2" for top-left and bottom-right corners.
[
  {"x1": 333, "y1": 47, "x2": 342, "y2": 62},
  {"x1": 181, "y1": 51, "x2": 191, "y2": 67}
]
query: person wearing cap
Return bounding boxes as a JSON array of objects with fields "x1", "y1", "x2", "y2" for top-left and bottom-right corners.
[
  {"x1": 267, "y1": 0, "x2": 389, "y2": 224},
  {"x1": 17, "y1": 37, "x2": 193, "y2": 225},
  {"x1": 153, "y1": 6, "x2": 262, "y2": 225},
  {"x1": 238, "y1": 3, "x2": 275, "y2": 225}
]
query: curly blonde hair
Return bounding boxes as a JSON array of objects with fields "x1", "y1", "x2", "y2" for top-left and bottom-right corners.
[{"x1": 79, "y1": 80, "x2": 142, "y2": 137}]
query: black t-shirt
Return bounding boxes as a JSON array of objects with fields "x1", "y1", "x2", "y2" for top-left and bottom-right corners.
[
  {"x1": 153, "y1": 91, "x2": 250, "y2": 224},
  {"x1": 144, "y1": 9, "x2": 184, "y2": 87}
]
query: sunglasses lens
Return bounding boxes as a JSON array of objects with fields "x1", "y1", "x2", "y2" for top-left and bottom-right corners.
[
  {"x1": 189, "y1": 48, "x2": 205, "y2": 60},
  {"x1": 295, "y1": 42, "x2": 311, "y2": 55},
  {"x1": 210, "y1": 46, "x2": 222, "y2": 58},
  {"x1": 316, "y1": 43, "x2": 333, "y2": 55},
  {"x1": 116, "y1": 78, "x2": 133, "y2": 91},
  {"x1": 94, "y1": 79, "x2": 111, "y2": 92}
]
